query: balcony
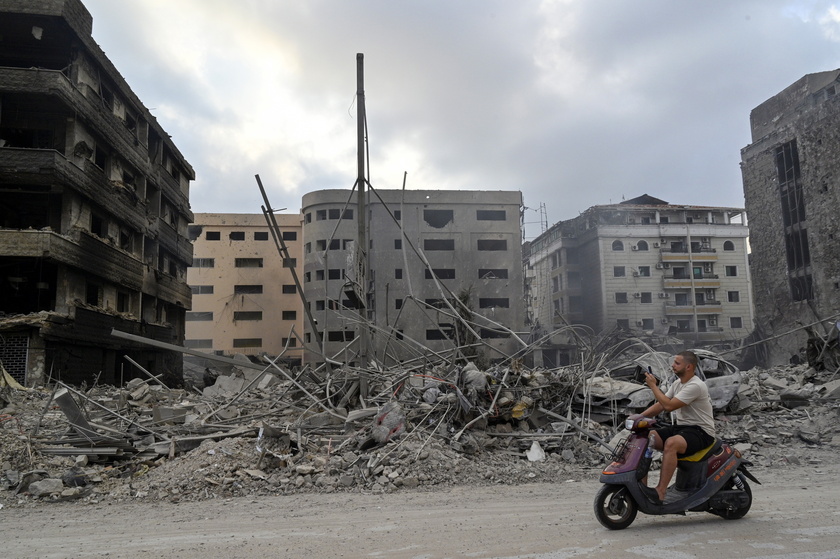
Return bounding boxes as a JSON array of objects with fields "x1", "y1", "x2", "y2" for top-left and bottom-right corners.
[
  {"x1": 663, "y1": 274, "x2": 721, "y2": 289},
  {"x1": 665, "y1": 302, "x2": 723, "y2": 316},
  {"x1": 660, "y1": 247, "x2": 718, "y2": 263}
]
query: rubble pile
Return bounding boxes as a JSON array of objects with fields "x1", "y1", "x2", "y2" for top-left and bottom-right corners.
[{"x1": 1, "y1": 357, "x2": 839, "y2": 508}]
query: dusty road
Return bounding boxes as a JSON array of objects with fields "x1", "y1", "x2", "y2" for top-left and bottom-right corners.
[{"x1": 3, "y1": 465, "x2": 838, "y2": 559}]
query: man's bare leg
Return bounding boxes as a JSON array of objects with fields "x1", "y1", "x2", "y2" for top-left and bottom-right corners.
[{"x1": 656, "y1": 434, "x2": 687, "y2": 501}]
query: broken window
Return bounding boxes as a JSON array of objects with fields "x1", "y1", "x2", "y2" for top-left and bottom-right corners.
[
  {"x1": 186, "y1": 312, "x2": 213, "y2": 321},
  {"x1": 425, "y1": 269, "x2": 456, "y2": 279},
  {"x1": 476, "y1": 210, "x2": 506, "y2": 221},
  {"x1": 233, "y1": 338, "x2": 262, "y2": 348},
  {"x1": 191, "y1": 285, "x2": 214, "y2": 295},
  {"x1": 479, "y1": 269, "x2": 508, "y2": 279},
  {"x1": 480, "y1": 328, "x2": 510, "y2": 339},
  {"x1": 612, "y1": 240, "x2": 624, "y2": 251},
  {"x1": 229, "y1": 231, "x2": 245, "y2": 241},
  {"x1": 479, "y1": 298, "x2": 509, "y2": 309},
  {"x1": 234, "y1": 285, "x2": 263, "y2": 294},
  {"x1": 235, "y1": 258, "x2": 263, "y2": 268},
  {"x1": 614, "y1": 266, "x2": 625, "y2": 277},
  {"x1": 424, "y1": 239, "x2": 455, "y2": 251},
  {"x1": 730, "y1": 317, "x2": 743, "y2": 329},
  {"x1": 477, "y1": 239, "x2": 507, "y2": 251},
  {"x1": 282, "y1": 310, "x2": 296, "y2": 320},
  {"x1": 233, "y1": 311, "x2": 262, "y2": 321},
  {"x1": 423, "y1": 209, "x2": 453, "y2": 228},
  {"x1": 91, "y1": 214, "x2": 105, "y2": 238},
  {"x1": 615, "y1": 292, "x2": 628, "y2": 304},
  {"x1": 193, "y1": 258, "x2": 214, "y2": 268},
  {"x1": 282, "y1": 284, "x2": 296, "y2": 294},
  {"x1": 117, "y1": 292, "x2": 130, "y2": 313},
  {"x1": 641, "y1": 292, "x2": 652, "y2": 303}
]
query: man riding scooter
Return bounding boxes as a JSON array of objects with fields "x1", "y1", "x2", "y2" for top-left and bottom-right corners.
[{"x1": 640, "y1": 350, "x2": 715, "y2": 504}]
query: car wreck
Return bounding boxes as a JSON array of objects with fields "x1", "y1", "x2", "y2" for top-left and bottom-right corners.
[{"x1": 575, "y1": 350, "x2": 748, "y2": 423}]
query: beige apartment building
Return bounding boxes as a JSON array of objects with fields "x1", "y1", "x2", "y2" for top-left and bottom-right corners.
[
  {"x1": 524, "y1": 195, "x2": 753, "y2": 367},
  {"x1": 186, "y1": 213, "x2": 304, "y2": 365}
]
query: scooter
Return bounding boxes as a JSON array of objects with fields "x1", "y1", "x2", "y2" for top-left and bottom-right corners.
[{"x1": 594, "y1": 413, "x2": 760, "y2": 530}]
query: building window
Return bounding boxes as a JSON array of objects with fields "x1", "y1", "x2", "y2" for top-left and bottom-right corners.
[
  {"x1": 206, "y1": 231, "x2": 220, "y2": 241},
  {"x1": 614, "y1": 266, "x2": 625, "y2": 277},
  {"x1": 315, "y1": 270, "x2": 325, "y2": 281},
  {"x1": 395, "y1": 298, "x2": 403, "y2": 309},
  {"x1": 254, "y1": 231, "x2": 269, "y2": 241},
  {"x1": 305, "y1": 242, "x2": 312, "y2": 254},
  {"x1": 552, "y1": 276, "x2": 560, "y2": 293},
  {"x1": 425, "y1": 269, "x2": 456, "y2": 279},
  {"x1": 675, "y1": 293, "x2": 689, "y2": 306},
  {"x1": 282, "y1": 231, "x2": 297, "y2": 241},
  {"x1": 426, "y1": 329, "x2": 451, "y2": 341},
  {"x1": 676, "y1": 319, "x2": 691, "y2": 332},
  {"x1": 638, "y1": 266, "x2": 651, "y2": 277},
  {"x1": 191, "y1": 285, "x2": 214, "y2": 295},
  {"x1": 342, "y1": 209, "x2": 354, "y2": 219},
  {"x1": 725, "y1": 266, "x2": 737, "y2": 277},
  {"x1": 234, "y1": 311, "x2": 263, "y2": 321},
  {"x1": 229, "y1": 231, "x2": 245, "y2": 241},
  {"x1": 640, "y1": 292, "x2": 652, "y2": 303},
  {"x1": 281, "y1": 337, "x2": 297, "y2": 348},
  {"x1": 329, "y1": 239, "x2": 341, "y2": 250},
  {"x1": 316, "y1": 210, "x2": 327, "y2": 221},
  {"x1": 328, "y1": 269, "x2": 342, "y2": 280},
  {"x1": 660, "y1": 216, "x2": 670, "y2": 224},
  {"x1": 283, "y1": 258, "x2": 297, "y2": 268},
  {"x1": 727, "y1": 291, "x2": 740, "y2": 303},
  {"x1": 615, "y1": 292, "x2": 628, "y2": 304},
  {"x1": 233, "y1": 338, "x2": 262, "y2": 348},
  {"x1": 185, "y1": 339, "x2": 213, "y2": 349},
  {"x1": 305, "y1": 213, "x2": 311, "y2": 223},
  {"x1": 235, "y1": 258, "x2": 263, "y2": 268},
  {"x1": 612, "y1": 240, "x2": 624, "y2": 251},
  {"x1": 723, "y1": 240, "x2": 735, "y2": 251},
  {"x1": 394, "y1": 210, "x2": 401, "y2": 220},
  {"x1": 282, "y1": 310, "x2": 297, "y2": 320},
  {"x1": 304, "y1": 272, "x2": 311, "y2": 283},
  {"x1": 479, "y1": 298, "x2": 509, "y2": 308},
  {"x1": 234, "y1": 285, "x2": 263, "y2": 294},
  {"x1": 423, "y1": 209, "x2": 453, "y2": 228},
  {"x1": 424, "y1": 239, "x2": 455, "y2": 251},
  {"x1": 617, "y1": 319, "x2": 630, "y2": 330},
  {"x1": 395, "y1": 268, "x2": 403, "y2": 279},
  {"x1": 636, "y1": 240, "x2": 649, "y2": 251},
  {"x1": 477, "y1": 239, "x2": 507, "y2": 251},
  {"x1": 186, "y1": 312, "x2": 213, "y2": 321},
  {"x1": 730, "y1": 317, "x2": 743, "y2": 329},
  {"x1": 282, "y1": 284, "x2": 296, "y2": 294},
  {"x1": 425, "y1": 299, "x2": 446, "y2": 308},
  {"x1": 642, "y1": 318, "x2": 654, "y2": 330},
  {"x1": 193, "y1": 258, "x2": 215, "y2": 268},
  {"x1": 479, "y1": 269, "x2": 508, "y2": 279},
  {"x1": 316, "y1": 240, "x2": 327, "y2": 251},
  {"x1": 316, "y1": 300, "x2": 325, "y2": 311},
  {"x1": 394, "y1": 239, "x2": 402, "y2": 249},
  {"x1": 476, "y1": 210, "x2": 506, "y2": 221},
  {"x1": 328, "y1": 209, "x2": 341, "y2": 219},
  {"x1": 480, "y1": 328, "x2": 510, "y2": 339},
  {"x1": 327, "y1": 330, "x2": 355, "y2": 342},
  {"x1": 790, "y1": 275, "x2": 814, "y2": 301}
]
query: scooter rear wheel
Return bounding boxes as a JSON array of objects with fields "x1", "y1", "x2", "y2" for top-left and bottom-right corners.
[
  {"x1": 594, "y1": 484, "x2": 638, "y2": 530},
  {"x1": 711, "y1": 474, "x2": 752, "y2": 520}
]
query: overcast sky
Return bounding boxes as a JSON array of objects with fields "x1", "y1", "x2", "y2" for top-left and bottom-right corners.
[{"x1": 82, "y1": 0, "x2": 840, "y2": 239}]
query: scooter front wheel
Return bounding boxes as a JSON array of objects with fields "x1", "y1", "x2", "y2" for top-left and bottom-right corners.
[{"x1": 594, "y1": 484, "x2": 638, "y2": 530}]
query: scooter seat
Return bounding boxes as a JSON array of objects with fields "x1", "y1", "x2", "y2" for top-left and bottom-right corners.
[{"x1": 678, "y1": 439, "x2": 721, "y2": 462}]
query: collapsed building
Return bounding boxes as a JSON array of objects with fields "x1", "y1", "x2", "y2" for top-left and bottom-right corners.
[
  {"x1": 741, "y1": 70, "x2": 840, "y2": 368},
  {"x1": 0, "y1": 0, "x2": 195, "y2": 386}
]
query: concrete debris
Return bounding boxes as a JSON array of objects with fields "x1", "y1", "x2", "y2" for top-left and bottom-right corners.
[{"x1": 1, "y1": 351, "x2": 839, "y2": 508}]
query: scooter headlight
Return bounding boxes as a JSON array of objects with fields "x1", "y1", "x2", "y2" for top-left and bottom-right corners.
[{"x1": 625, "y1": 418, "x2": 635, "y2": 430}]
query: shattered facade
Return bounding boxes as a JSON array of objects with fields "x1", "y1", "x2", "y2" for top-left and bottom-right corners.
[
  {"x1": 524, "y1": 195, "x2": 753, "y2": 366},
  {"x1": 0, "y1": 0, "x2": 194, "y2": 385},
  {"x1": 741, "y1": 69, "x2": 840, "y2": 367},
  {"x1": 301, "y1": 189, "x2": 525, "y2": 367},
  {"x1": 186, "y1": 213, "x2": 304, "y2": 365}
]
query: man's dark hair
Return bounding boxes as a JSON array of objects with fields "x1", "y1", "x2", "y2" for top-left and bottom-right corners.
[{"x1": 677, "y1": 350, "x2": 698, "y2": 370}]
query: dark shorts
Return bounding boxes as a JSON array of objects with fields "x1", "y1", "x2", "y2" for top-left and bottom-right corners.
[{"x1": 655, "y1": 425, "x2": 715, "y2": 457}]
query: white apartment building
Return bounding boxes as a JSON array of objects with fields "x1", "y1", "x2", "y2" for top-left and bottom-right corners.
[
  {"x1": 186, "y1": 213, "x2": 304, "y2": 365},
  {"x1": 524, "y1": 195, "x2": 753, "y2": 367}
]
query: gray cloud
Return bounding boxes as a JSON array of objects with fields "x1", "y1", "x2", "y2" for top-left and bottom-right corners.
[{"x1": 83, "y1": 0, "x2": 840, "y2": 237}]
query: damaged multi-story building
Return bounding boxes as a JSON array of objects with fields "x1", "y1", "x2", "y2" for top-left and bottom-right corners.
[
  {"x1": 186, "y1": 213, "x2": 304, "y2": 366},
  {"x1": 741, "y1": 69, "x2": 840, "y2": 367},
  {"x1": 301, "y1": 189, "x2": 525, "y2": 367},
  {"x1": 0, "y1": 0, "x2": 194, "y2": 385},
  {"x1": 524, "y1": 195, "x2": 753, "y2": 367}
]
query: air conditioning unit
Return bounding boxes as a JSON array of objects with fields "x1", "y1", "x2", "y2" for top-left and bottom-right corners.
[
  {"x1": 658, "y1": 292, "x2": 666, "y2": 298},
  {"x1": 636, "y1": 320, "x2": 644, "y2": 326},
  {"x1": 653, "y1": 242, "x2": 660, "y2": 248},
  {"x1": 661, "y1": 318, "x2": 669, "y2": 324},
  {"x1": 631, "y1": 245, "x2": 638, "y2": 251},
  {"x1": 655, "y1": 263, "x2": 663, "y2": 269},
  {"x1": 633, "y1": 271, "x2": 640, "y2": 277},
  {"x1": 662, "y1": 263, "x2": 670, "y2": 269},
  {"x1": 709, "y1": 318, "x2": 717, "y2": 326},
  {"x1": 660, "y1": 239, "x2": 666, "y2": 244},
  {"x1": 633, "y1": 292, "x2": 642, "y2": 298}
]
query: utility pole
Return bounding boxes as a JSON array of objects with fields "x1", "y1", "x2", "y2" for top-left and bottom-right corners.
[{"x1": 356, "y1": 53, "x2": 370, "y2": 377}]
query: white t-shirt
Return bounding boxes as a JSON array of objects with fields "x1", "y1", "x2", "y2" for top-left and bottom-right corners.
[{"x1": 665, "y1": 375, "x2": 715, "y2": 437}]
